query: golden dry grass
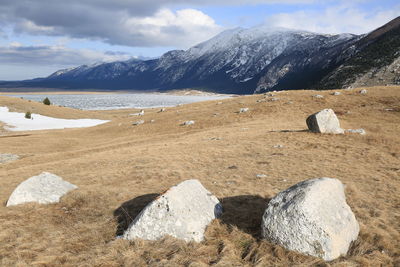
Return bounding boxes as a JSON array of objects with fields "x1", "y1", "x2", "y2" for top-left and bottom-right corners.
[{"x1": 0, "y1": 86, "x2": 399, "y2": 266}]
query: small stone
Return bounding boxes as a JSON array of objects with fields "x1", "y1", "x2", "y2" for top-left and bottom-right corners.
[
  {"x1": 359, "y1": 89, "x2": 367, "y2": 95},
  {"x1": 150, "y1": 119, "x2": 155, "y2": 123},
  {"x1": 239, "y1": 108, "x2": 249, "y2": 113},
  {"x1": 130, "y1": 110, "x2": 144, "y2": 116},
  {"x1": 0, "y1": 154, "x2": 19, "y2": 164},
  {"x1": 132, "y1": 120, "x2": 145, "y2": 126},
  {"x1": 268, "y1": 97, "x2": 279, "y2": 102},
  {"x1": 313, "y1": 94, "x2": 324, "y2": 99},
  {"x1": 331, "y1": 92, "x2": 342, "y2": 96},
  {"x1": 183, "y1": 120, "x2": 195, "y2": 126},
  {"x1": 256, "y1": 174, "x2": 267, "y2": 178},
  {"x1": 159, "y1": 108, "x2": 166, "y2": 112},
  {"x1": 345, "y1": 128, "x2": 366, "y2": 135},
  {"x1": 273, "y1": 144, "x2": 284, "y2": 148}
]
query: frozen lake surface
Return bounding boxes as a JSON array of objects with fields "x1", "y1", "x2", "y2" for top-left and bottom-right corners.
[{"x1": 7, "y1": 93, "x2": 229, "y2": 110}]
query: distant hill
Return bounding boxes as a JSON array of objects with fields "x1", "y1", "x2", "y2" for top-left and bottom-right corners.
[{"x1": 1, "y1": 17, "x2": 399, "y2": 94}]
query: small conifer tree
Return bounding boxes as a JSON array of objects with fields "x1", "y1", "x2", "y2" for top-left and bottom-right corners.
[
  {"x1": 25, "y1": 111, "x2": 31, "y2": 119},
  {"x1": 43, "y1": 97, "x2": 51, "y2": 105}
]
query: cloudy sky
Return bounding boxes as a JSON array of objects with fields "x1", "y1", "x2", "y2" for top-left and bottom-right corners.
[{"x1": 0, "y1": 0, "x2": 399, "y2": 80}]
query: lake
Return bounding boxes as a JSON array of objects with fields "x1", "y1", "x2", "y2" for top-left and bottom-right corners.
[{"x1": 6, "y1": 93, "x2": 229, "y2": 110}]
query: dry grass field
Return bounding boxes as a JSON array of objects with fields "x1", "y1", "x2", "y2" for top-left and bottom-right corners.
[{"x1": 0, "y1": 86, "x2": 399, "y2": 266}]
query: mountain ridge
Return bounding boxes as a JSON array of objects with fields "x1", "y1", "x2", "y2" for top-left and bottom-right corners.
[{"x1": 1, "y1": 17, "x2": 399, "y2": 94}]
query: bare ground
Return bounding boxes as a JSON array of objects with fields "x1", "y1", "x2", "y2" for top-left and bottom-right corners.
[{"x1": 0, "y1": 86, "x2": 399, "y2": 266}]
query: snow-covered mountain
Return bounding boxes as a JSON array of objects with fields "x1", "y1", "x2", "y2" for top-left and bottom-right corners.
[{"x1": 3, "y1": 17, "x2": 399, "y2": 94}]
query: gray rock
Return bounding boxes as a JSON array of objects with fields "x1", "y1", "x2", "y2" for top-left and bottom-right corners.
[
  {"x1": 359, "y1": 89, "x2": 367, "y2": 95},
  {"x1": 306, "y1": 109, "x2": 344, "y2": 134},
  {"x1": 331, "y1": 92, "x2": 342, "y2": 96},
  {"x1": 261, "y1": 177, "x2": 359, "y2": 261},
  {"x1": 183, "y1": 120, "x2": 195, "y2": 126},
  {"x1": 122, "y1": 179, "x2": 222, "y2": 242},
  {"x1": 239, "y1": 108, "x2": 249, "y2": 113},
  {"x1": 256, "y1": 174, "x2": 267, "y2": 178},
  {"x1": 0, "y1": 153, "x2": 19, "y2": 164},
  {"x1": 345, "y1": 128, "x2": 366, "y2": 135},
  {"x1": 313, "y1": 94, "x2": 324, "y2": 98},
  {"x1": 130, "y1": 110, "x2": 144, "y2": 116},
  {"x1": 268, "y1": 97, "x2": 279, "y2": 102},
  {"x1": 133, "y1": 120, "x2": 145, "y2": 126},
  {"x1": 7, "y1": 172, "x2": 77, "y2": 207}
]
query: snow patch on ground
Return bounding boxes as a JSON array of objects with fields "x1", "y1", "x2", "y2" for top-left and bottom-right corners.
[{"x1": 0, "y1": 107, "x2": 109, "y2": 131}]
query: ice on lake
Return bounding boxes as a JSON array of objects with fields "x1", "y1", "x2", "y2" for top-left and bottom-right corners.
[{"x1": 7, "y1": 93, "x2": 230, "y2": 110}]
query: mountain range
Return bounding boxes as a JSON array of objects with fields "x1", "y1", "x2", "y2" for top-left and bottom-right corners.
[{"x1": 1, "y1": 16, "x2": 399, "y2": 94}]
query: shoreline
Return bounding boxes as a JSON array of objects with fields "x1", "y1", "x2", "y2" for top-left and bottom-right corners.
[{"x1": 0, "y1": 88, "x2": 235, "y2": 97}]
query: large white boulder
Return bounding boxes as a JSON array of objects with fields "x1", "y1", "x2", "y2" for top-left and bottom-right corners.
[
  {"x1": 261, "y1": 177, "x2": 359, "y2": 261},
  {"x1": 7, "y1": 172, "x2": 77, "y2": 207},
  {"x1": 306, "y1": 109, "x2": 344, "y2": 134},
  {"x1": 122, "y1": 179, "x2": 222, "y2": 242}
]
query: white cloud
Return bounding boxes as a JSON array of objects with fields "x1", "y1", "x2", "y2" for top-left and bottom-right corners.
[
  {"x1": 265, "y1": 4, "x2": 400, "y2": 34},
  {"x1": 0, "y1": 44, "x2": 132, "y2": 66},
  {"x1": 0, "y1": 0, "x2": 315, "y2": 48},
  {"x1": 0, "y1": 43, "x2": 135, "y2": 79},
  {"x1": 124, "y1": 9, "x2": 223, "y2": 48}
]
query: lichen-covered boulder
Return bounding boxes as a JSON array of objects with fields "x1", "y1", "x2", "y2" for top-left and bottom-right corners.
[
  {"x1": 7, "y1": 172, "x2": 77, "y2": 207},
  {"x1": 306, "y1": 109, "x2": 344, "y2": 134},
  {"x1": 261, "y1": 177, "x2": 359, "y2": 261},
  {"x1": 122, "y1": 179, "x2": 222, "y2": 242}
]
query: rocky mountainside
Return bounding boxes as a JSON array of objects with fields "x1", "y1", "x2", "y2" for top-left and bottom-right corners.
[
  {"x1": 317, "y1": 16, "x2": 400, "y2": 89},
  {"x1": 2, "y1": 17, "x2": 399, "y2": 94}
]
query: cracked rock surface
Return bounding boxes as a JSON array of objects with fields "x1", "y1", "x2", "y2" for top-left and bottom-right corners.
[
  {"x1": 262, "y1": 177, "x2": 359, "y2": 261},
  {"x1": 122, "y1": 179, "x2": 222, "y2": 242}
]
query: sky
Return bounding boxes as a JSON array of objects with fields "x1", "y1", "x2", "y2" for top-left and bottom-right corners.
[{"x1": 0, "y1": 0, "x2": 399, "y2": 80}]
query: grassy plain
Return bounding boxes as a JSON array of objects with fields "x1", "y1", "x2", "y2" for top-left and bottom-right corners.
[{"x1": 0, "y1": 86, "x2": 399, "y2": 266}]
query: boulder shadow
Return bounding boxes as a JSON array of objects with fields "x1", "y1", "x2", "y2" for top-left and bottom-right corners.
[
  {"x1": 219, "y1": 195, "x2": 270, "y2": 238},
  {"x1": 267, "y1": 129, "x2": 309, "y2": 133},
  {"x1": 113, "y1": 193, "x2": 159, "y2": 236}
]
